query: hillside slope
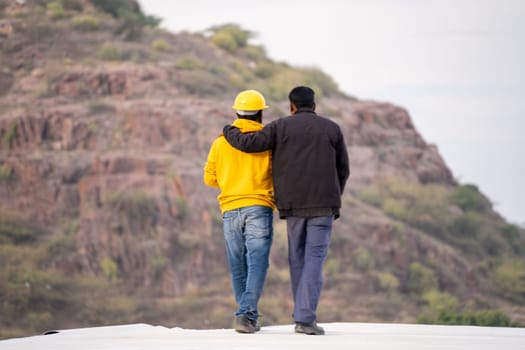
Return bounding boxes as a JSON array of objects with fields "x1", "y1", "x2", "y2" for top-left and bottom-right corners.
[{"x1": 1, "y1": 0, "x2": 524, "y2": 339}]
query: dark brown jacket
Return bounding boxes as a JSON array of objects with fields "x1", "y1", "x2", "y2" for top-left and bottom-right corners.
[{"x1": 223, "y1": 108, "x2": 350, "y2": 219}]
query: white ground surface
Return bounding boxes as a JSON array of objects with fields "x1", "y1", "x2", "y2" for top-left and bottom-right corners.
[{"x1": 1, "y1": 322, "x2": 524, "y2": 350}]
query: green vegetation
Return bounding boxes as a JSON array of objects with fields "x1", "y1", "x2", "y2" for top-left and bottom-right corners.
[
  {"x1": 299, "y1": 66, "x2": 339, "y2": 98},
  {"x1": 421, "y1": 291, "x2": 460, "y2": 315},
  {"x1": 491, "y1": 258, "x2": 525, "y2": 301},
  {"x1": 244, "y1": 44, "x2": 267, "y2": 61},
  {"x1": 420, "y1": 309, "x2": 521, "y2": 327},
  {"x1": 256, "y1": 65, "x2": 339, "y2": 100},
  {"x1": 46, "y1": 233, "x2": 75, "y2": 257},
  {"x1": 97, "y1": 44, "x2": 121, "y2": 61},
  {"x1": 0, "y1": 202, "x2": 149, "y2": 338},
  {"x1": 0, "y1": 211, "x2": 39, "y2": 244},
  {"x1": 149, "y1": 248, "x2": 167, "y2": 281},
  {"x1": 352, "y1": 247, "x2": 375, "y2": 272},
  {"x1": 71, "y1": 15, "x2": 100, "y2": 31},
  {"x1": 0, "y1": 164, "x2": 12, "y2": 181},
  {"x1": 176, "y1": 70, "x2": 229, "y2": 96},
  {"x1": 46, "y1": 1, "x2": 68, "y2": 19},
  {"x1": 253, "y1": 60, "x2": 276, "y2": 79},
  {"x1": 175, "y1": 56, "x2": 205, "y2": 70},
  {"x1": 407, "y1": 262, "x2": 438, "y2": 294},
  {"x1": 355, "y1": 176, "x2": 525, "y2": 324},
  {"x1": 357, "y1": 177, "x2": 520, "y2": 258},
  {"x1": 371, "y1": 271, "x2": 400, "y2": 293},
  {"x1": 212, "y1": 31, "x2": 238, "y2": 53},
  {"x1": 87, "y1": 121, "x2": 98, "y2": 134},
  {"x1": 451, "y1": 184, "x2": 491, "y2": 213},
  {"x1": 418, "y1": 291, "x2": 521, "y2": 327},
  {"x1": 100, "y1": 257, "x2": 119, "y2": 280},
  {"x1": 151, "y1": 38, "x2": 169, "y2": 52},
  {"x1": 418, "y1": 290, "x2": 522, "y2": 326},
  {"x1": 114, "y1": 7, "x2": 152, "y2": 40},
  {"x1": 175, "y1": 198, "x2": 189, "y2": 221},
  {"x1": 177, "y1": 232, "x2": 201, "y2": 249},
  {"x1": 88, "y1": 101, "x2": 116, "y2": 115},
  {"x1": 105, "y1": 191, "x2": 158, "y2": 234},
  {"x1": 209, "y1": 23, "x2": 252, "y2": 53},
  {"x1": 500, "y1": 223, "x2": 525, "y2": 254},
  {"x1": 0, "y1": 243, "x2": 140, "y2": 338},
  {"x1": 2, "y1": 122, "x2": 17, "y2": 149},
  {"x1": 89, "y1": 0, "x2": 133, "y2": 18},
  {"x1": 89, "y1": 0, "x2": 158, "y2": 25},
  {"x1": 359, "y1": 178, "x2": 452, "y2": 237},
  {"x1": 89, "y1": 0, "x2": 161, "y2": 40},
  {"x1": 63, "y1": 0, "x2": 84, "y2": 12}
]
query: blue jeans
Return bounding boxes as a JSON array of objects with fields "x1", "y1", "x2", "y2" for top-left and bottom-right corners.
[
  {"x1": 223, "y1": 205, "x2": 273, "y2": 321},
  {"x1": 287, "y1": 216, "x2": 333, "y2": 324}
]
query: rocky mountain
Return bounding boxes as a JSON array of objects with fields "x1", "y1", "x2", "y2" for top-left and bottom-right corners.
[{"x1": 1, "y1": 0, "x2": 524, "y2": 339}]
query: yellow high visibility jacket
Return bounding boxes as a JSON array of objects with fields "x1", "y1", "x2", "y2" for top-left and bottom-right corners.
[{"x1": 203, "y1": 118, "x2": 276, "y2": 214}]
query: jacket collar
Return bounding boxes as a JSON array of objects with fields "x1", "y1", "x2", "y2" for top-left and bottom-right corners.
[{"x1": 294, "y1": 107, "x2": 316, "y2": 115}]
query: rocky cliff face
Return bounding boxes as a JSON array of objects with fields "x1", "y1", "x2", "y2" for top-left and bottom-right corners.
[{"x1": 1, "y1": 2, "x2": 523, "y2": 337}]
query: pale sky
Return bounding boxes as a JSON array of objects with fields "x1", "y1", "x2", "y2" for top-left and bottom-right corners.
[{"x1": 138, "y1": 0, "x2": 525, "y2": 226}]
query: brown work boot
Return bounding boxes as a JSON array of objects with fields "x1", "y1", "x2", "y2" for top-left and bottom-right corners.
[
  {"x1": 234, "y1": 315, "x2": 257, "y2": 334},
  {"x1": 294, "y1": 321, "x2": 325, "y2": 335}
]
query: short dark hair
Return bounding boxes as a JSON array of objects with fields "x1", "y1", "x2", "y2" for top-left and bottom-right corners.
[{"x1": 288, "y1": 86, "x2": 315, "y2": 109}]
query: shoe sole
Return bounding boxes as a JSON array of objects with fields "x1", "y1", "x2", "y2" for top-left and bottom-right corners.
[
  {"x1": 295, "y1": 327, "x2": 324, "y2": 335},
  {"x1": 235, "y1": 326, "x2": 256, "y2": 334}
]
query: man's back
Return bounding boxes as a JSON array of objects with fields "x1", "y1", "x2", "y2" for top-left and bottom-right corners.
[
  {"x1": 223, "y1": 108, "x2": 349, "y2": 218},
  {"x1": 269, "y1": 109, "x2": 348, "y2": 217}
]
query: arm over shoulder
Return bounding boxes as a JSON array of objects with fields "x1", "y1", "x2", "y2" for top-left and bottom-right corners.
[{"x1": 222, "y1": 122, "x2": 276, "y2": 152}]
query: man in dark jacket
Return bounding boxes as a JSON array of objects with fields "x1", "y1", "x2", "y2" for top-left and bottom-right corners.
[{"x1": 223, "y1": 86, "x2": 350, "y2": 335}]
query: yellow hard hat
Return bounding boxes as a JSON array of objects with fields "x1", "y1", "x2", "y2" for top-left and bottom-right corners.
[{"x1": 232, "y1": 90, "x2": 268, "y2": 111}]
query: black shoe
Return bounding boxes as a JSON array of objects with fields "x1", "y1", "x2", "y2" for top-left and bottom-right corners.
[
  {"x1": 295, "y1": 321, "x2": 325, "y2": 335},
  {"x1": 234, "y1": 315, "x2": 257, "y2": 334}
]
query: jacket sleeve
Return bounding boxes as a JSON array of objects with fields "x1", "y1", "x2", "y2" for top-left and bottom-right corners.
[
  {"x1": 336, "y1": 131, "x2": 350, "y2": 194},
  {"x1": 222, "y1": 121, "x2": 276, "y2": 152},
  {"x1": 203, "y1": 140, "x2": 220, "y2": 188}
]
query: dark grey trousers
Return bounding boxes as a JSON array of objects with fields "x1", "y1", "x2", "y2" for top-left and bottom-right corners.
[{"x1": 286, "y1": 216, "x2": 333, "y2": 324}]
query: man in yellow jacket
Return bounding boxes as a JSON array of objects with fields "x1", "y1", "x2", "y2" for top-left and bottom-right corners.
[{"x1": 203, "y1": 90, "x2": 275, "y2": 334}]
